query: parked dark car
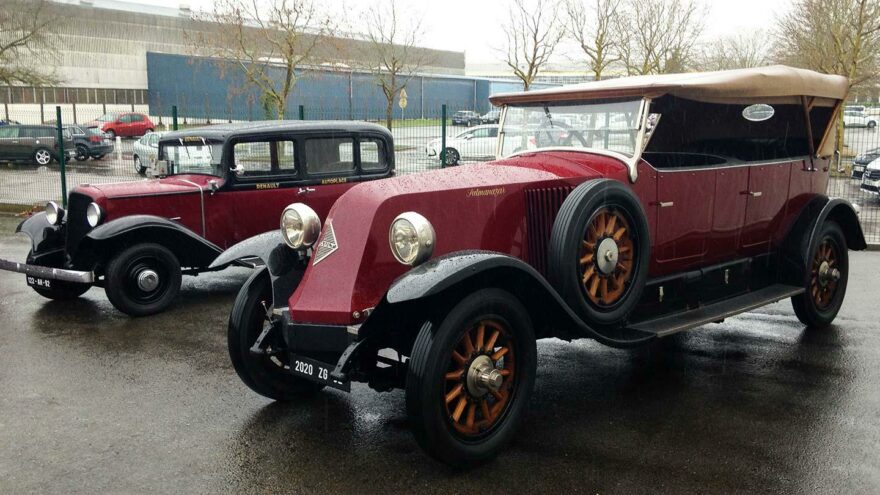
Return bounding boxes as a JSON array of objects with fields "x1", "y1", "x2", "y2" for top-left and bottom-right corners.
[
  {"x1": 86, "y1": 112, "x2": 155, "y2": 138},
  {"x1": 65, "y1": 125, "x2": 114, "y2": 161},
  {"x1": 0, "y1": 121, "x2": 395, "y2": 316},
  {"x1": 221, "y1": 66, "x2": 865, "y2": 467},
  {"x1": 0, "y1": 125, "x2": 76, "y2": 165},
  {"x1": 452, "y1": 110, "x2": 481, "y2": 126},
  {"x1": 0, "y1": 119, "x2": 21, "y2": 126},
  {"x1": 851, "y1": 147, "x2": 880, "y2": 179},
  {"x1": 481, "y1": 109, "x2": 501, "y2": 124}
]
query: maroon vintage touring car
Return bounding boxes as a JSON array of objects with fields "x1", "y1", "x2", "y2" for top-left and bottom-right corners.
[
  {"x1": 0, "y1": 121, "x2": 394, "y2": 316},
  {"x1": 218, "y1": 66, "x2": 865, "y2": 466}
]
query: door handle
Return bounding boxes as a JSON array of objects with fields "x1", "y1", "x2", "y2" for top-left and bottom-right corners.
[
  {"x1": 297, "y1": 187, "x2": 316, "y2": 196},
  {"x1": 741, "y1": 191, "x2": 763, "y2": 197},
  {"x1": 655, "y1": 201, "x2": 674, "y2": 208}
]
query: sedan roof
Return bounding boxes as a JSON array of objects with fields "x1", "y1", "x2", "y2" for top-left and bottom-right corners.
[
  {"x1": 489, "y1": 65, "x2": 849, "y2": 107},
  {"x1": 160, "y1": 120, "x2": 392, "y2": 142}
]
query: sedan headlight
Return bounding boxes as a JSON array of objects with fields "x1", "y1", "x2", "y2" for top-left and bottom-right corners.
[
  {"x1": 45, "y1": 201, "x2": 64, "y2": 225},
  {"x1": 280, "y1": 203, "x2": 321, "y2": 249},
  {"x1": 86, "y1": 202, "x2": 103, "y2": 227},
  {"x1": 389, "y1": 212, "x2": 435, "y2": 266}
]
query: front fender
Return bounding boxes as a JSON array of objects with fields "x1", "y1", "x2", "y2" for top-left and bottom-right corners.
[
  {"x1": 16, "y1": 212, "x2": 65, "y2": 254},
  {"x1": 75, "y1": 215, "x2": 222, "y2": 269},
  {"x1": 209, "y1": 231, "x2": 284, "y2": 271},
  {"x1": 815, "y1": 198, "x2": 867, "y2": 251},
  {"x1": 384, "y1": 250, "x2": 656, "y2": 348}
]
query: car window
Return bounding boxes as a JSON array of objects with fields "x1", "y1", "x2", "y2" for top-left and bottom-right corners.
[
  {"x1": 360, "y1": 139, "x2": 388, "y2": 171},
  {"x1": 233, "y1": 140, "x2": 297, "y2": 178},
  {"x1": 150, "y1": 134, "x2": 159, "y2": 146},
  {"x1": 0, "y1": 127, "x2": 18, "y2": 138},
  {"x1": 119, "y1": 114, "x2": 132, "y2": 123},
  {"x1": 457, "y1": 130, "x2": 474, "y2": 139},
  {"x1": 305, "y1": 137, "x2": 355, "y2": 175},
  {"x1": 471, "y1": 128, "x2": 496, "y2": 138},
  {"x1": 131, "y1": 114, "x2": 144, "y2": 122}
]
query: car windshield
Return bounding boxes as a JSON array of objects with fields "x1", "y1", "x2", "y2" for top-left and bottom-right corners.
[
  {"x1": 500, "y1": 99, "x2": 644, "y2": 157},
  {"x1": 96, "y1": 113, "x2": 118, "y2": 122},
  {"x1": 162, "y1": 140, "x2": 224, "y2": 177}
]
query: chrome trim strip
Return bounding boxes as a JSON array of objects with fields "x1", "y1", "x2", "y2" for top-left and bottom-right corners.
[
  {"x1": 175, "y1": 179, "x2": 206, "y2": 237},
  {"x1": 0, "y1": 258, "x2": 95, "y2": 284},
  {"x1": 643, "y1": 156, "x2": 811, "y2": 173}
]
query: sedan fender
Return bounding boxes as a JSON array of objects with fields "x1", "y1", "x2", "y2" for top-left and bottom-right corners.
[
  {"x1": 16, "y1": 212, "x2": 64, "y2": 254},
  {"x1": 382, "y1": 250, "x2": 656, "y2": 348},
  {"x1": 74, "y1": 215, "x2": 222, "y2": 269}
]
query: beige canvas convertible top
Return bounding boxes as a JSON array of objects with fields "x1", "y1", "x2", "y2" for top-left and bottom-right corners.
[{"x1": 489, "y1": 65, "x2": 849, "y2": 107}]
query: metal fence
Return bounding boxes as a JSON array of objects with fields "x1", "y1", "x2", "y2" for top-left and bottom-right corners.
[{"x1": 1, "y1": 101, "x2": 878, "y2": 244}]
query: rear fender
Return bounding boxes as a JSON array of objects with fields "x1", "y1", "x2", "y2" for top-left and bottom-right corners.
[
  {"x1": 74, "y1": 215, "x2": 222, "y2": 270},
  {"x1": 365, "y1": 250, "x2": 656, "y2": 349},
  {"x1": 209, "y1": 231, "x2": 308, "y2": 305},
  {"x1": 16, "y1": 212, "x2": 64, "y2": 253}
]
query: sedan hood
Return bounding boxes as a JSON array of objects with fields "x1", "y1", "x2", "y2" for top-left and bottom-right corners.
[{"x1": 73, "y1": 175, "x2": 218, "y2": 200}]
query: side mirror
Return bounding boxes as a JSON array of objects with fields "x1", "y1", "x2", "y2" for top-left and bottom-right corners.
[
  {"x1": 153, "y1": 159, "x2": 169, "y2": 177},
  {"x1": 230, "y1": 164, "x2": 245, "y2": 177},
  {"x1": 463, "y1": 134, "x2": 473, "y2": 140}
]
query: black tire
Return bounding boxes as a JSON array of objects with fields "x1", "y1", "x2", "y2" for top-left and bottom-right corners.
[
  {"x1": 133, "y1": 155, "x2": 146, "y2": 175},
  {"x1": 33, "y1": 148, "x2": 52, "y2": 166},
  {"x1": 869, "y1": 121, "x2": 877, "y2": 129},
  {"x1": 228, "y1": 268, "x2": 323, "y2": 400},
  {"x1": 26, "y1": 251, "x2": 90, "y2": 300},
  {"x1": 104, "y1": 243, "x2": 181, "y2": 316},
  {"x1": 444, "y1": 148, "x2": 460, "y2": 166},
  {"x1": 74, "y1": 145, "x2": 89, "y2": 162},
  {"x1": 406, "y1": 288, "x2": 537, "y2": 467},
  {"x1": 791, "y1": 221, "x2": 849, "y2": 328},
  {"x1": 105, "y1": 130, "x2": 116, "y2": 140},
  {"x1": 547, "y1": 179, "x2": 650, "y2": 328}
]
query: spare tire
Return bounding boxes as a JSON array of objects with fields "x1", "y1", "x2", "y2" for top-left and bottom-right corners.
[{"x1": 547, "y1": 179, "x2": 650, "y2": 328}]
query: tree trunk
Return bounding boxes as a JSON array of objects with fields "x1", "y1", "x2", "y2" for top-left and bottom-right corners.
[{"x1": 385, "y1": 97, "x2": 394, "y2": 130}]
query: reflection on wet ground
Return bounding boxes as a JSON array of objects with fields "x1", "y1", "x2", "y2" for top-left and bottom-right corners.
[{"x1": 0, "y1": 217, "x2": 877, "y2": 493}]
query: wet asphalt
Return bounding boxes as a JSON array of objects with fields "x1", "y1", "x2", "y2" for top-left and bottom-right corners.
[{"x1": 0, "y1": 214, "x2": 878, "y2": 494}]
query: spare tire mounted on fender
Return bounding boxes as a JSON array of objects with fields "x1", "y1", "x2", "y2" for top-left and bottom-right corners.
[{"x1": 547, "y1": 179, "x2": 650, "y2": 328}]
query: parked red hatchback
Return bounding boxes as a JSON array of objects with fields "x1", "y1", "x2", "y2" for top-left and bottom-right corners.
[
  {"x1": 222, "y1": 67, "x2": 866, "y2": 466},
  {"x1": 0, "y1": 121, "x2": 394, "y2": 316},
  {"x1": 87, "y1": 112, "x2": 155, "y2": 139}
]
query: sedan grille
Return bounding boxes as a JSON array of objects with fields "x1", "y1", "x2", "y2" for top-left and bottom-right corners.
[
  {"x1": 866, "y1": 170, "x2": 880, "y2": 181},
  {"x1": 525, "y1": 186, "x2": 574, "y2": 276},
  {"x1": 65, "y1": 192, "x2": 94, "y2": 254}
]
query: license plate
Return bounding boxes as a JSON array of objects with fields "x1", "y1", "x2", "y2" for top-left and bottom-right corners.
[
  {"x1": 290, "y1": 354, "x2": 350, "y2": 392},
  {"x1": 26, "y1": 276, "x2": 53, "y2": 289}
]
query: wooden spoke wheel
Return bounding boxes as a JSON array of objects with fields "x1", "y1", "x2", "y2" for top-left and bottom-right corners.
[
  {"x1": 443, "y1": 319, "x2": 516, "y2": 438},
  {"x1": 810, "y1": 238, "x2": 841, "y2": 311},
  {"x1": 578, "y1": 207, "x2": 636, "y2": 308}
]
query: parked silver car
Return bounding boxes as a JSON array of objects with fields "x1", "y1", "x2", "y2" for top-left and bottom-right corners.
[{"x1": 132, "y1": 131, "x2": 163, "y2": 175}]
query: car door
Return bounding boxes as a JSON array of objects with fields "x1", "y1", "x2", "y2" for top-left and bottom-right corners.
[
  {"x1": 468, "y1": 127, "x2": 498, "y2": 159},
  {"x1": 0, "y1": 126, "x2": 22, "y2": 160},
  {"x1": 740, "y1": 161, "x2": 792, "y2": 252},
  {"x1": 117, "y1": 114, "x2": 133, "y2": 137},
  {"x1": 130, "y1": 114, "x2": 146, "y2": 136},
  {"x1": 148, "y1": 133, "x2": 159, "y2": 162},
  {"x1": 653, "y1": 168, "x2": 716, "y2": 270}
]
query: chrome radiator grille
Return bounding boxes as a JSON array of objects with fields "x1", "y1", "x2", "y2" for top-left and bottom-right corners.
[{"x1": 524, "y1": 186, "x2": 573, "y2": 276}]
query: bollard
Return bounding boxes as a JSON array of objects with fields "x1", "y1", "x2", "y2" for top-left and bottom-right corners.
[
  {"x1": 172, "y1": 105, "x2": 178, "y2": 131},
  {"x1": 440, "y1": 104, "x2": 447, "y2": 167},
  {"x1": 116, "y1": 136, "x2": 122, "y2": 163}
]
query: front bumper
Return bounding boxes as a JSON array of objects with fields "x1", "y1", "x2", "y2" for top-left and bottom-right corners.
[
  {"x1": 279, "y1": 310, "x2": 360, "y2": 391},
  {"x1": 0, "y1": 258, "x2": 95, "y2": 284},
  {"x1": 861, "y1": 179, "x2": 880, "y2": 194}
]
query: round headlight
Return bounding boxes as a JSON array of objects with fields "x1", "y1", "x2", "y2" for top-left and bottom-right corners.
[
  {"x1": 86, "y1": 202, "x2": 103, "y2": 227},
  {"x1": 280, "y1": 203, "x2": 321, "y2": 249},
  {"x1": 45, "y1": 201, "x2": 64, "y2": 225},
  {"x1": 389, "y1": 212, "x2": 435, "y2": 266}
]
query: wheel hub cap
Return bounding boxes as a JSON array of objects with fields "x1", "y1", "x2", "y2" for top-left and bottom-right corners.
[
  {"x1": 137, "y1": 269, "x2": 160, "y2": 292},
  {"x1": 596, "y1": 237, "x2": 619, "y2": 275},
  {"x1": 466, "y1": 355, "x2": 503, "y2": 397}
]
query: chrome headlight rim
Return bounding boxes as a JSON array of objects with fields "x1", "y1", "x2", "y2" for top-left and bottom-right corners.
[
  {"x1": 280, "y1": 203, "x2": 321, "y2": 250},
  {"x1": 45, "y1": 201, "x2": 64, "y2": 226},
  {"x1": 86, "y1": 202, "x2": 104, "y2": 228},
  {"x1": 389, "y1": 211, "x2": 435, "y2": 266}
]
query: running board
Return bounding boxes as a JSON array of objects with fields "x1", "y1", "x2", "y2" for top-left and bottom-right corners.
[{"x1": 627, "y1": 284, "x2": 805, "y2": 337}]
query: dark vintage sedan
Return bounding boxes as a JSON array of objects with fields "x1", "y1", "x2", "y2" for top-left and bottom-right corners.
[
  {"x1": 0, "y1": 121, "x2": 395, "y2": 316},
  {"x1": 220, "y1": 66, "x2": 865, "y2": 466}
]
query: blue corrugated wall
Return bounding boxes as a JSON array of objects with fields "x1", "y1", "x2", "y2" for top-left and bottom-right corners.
[{"x1": 146, "y1": 53, "x2": 556, "y2": 120}]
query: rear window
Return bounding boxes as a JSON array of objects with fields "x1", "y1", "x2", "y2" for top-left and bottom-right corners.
[
  {"x1": 360, "y1": 138, "x2": 388, "y2": 171},
  {"x1": 305, "y1": 137, "x2": 355, "y2": 175},
  {"x1": 0, "y1": 127, "x2": 18, "y2": 138},
  {"x1": 233, "y1": 140, "x2": 297, "y2": 178}
]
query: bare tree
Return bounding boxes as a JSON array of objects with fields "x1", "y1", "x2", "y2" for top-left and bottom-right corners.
[
  {"x1": 501, "y1": 0, "x2": 565, "y2": 90},
  {"x1": 0, "y1": 0, "x2": 61, "y2": 86},
  {"x1": 563, "y1": 0, "x2": 622, "y2": 80},
  {"x1": 615, "y1": 0, "x2": 706, "y2": 75},
  {"x1": 359, "y1": 0, "x2": 433, "y2": 130},
  {"x1": 775, "y1": 0, "x2": 880, "y2": 88},
  {"x1": 188, "y1": 0, "x2": 336, "y2": 119},
  {"x1": 699, "y1": 32, "x2": 771, "y2": 71}
]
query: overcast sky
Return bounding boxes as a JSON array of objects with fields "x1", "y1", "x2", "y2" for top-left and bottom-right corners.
[{"x1": 133, "y1": 0, "x2": 793, "y2": 69}]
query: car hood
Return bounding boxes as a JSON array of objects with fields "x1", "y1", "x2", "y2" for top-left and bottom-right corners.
[
  {"x1": 866, "y1": 157, "x2": 880, "y2": 170},
  {"x1": 73, "y1": 175, "x2": 219, "y2": 201},
  {"x1": 287, "y1": 152, "x2": 629, "y2": 324}
]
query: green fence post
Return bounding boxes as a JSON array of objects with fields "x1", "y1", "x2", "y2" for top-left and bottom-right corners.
[
  {"x1": 440, "y1": 104, "x2": 447, "y2": 167},
  {"x1": 299, "y1": 105, "x2": 305, "y2": 120},
  {"x1": 55, "y1": 106, "x2": 68, "y2": 207},
  {"x1": 172, "y1": 105, "x2": 178, "y2": 131}
]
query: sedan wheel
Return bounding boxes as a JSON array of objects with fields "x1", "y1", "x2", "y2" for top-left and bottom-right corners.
[
  {"x1": 105, "y1": 243, "x2": 181, "y2": 316},
  {"x1": 792, "y1": 221, "x2": 849, "y2": 328},
  {"x1": 33, "y1": 148, "x2": 52, "y2": 166},
  {"x1": 133, "y1": 155, "x2": 146, "y2": 175},
  {"x1": 75, "y1": 145, "x2": 89, "y2": 162},
  {"x1": 443, "y1": 148, "x2": 460, "y2": 166}
]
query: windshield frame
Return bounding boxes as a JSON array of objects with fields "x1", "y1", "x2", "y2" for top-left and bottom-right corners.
[
  {"x1": 496, "y1": 97, "x2": 650, "y2": 183},
  {"x1": 159, "y1": 138, "x2": 226, "y2": 178}
]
